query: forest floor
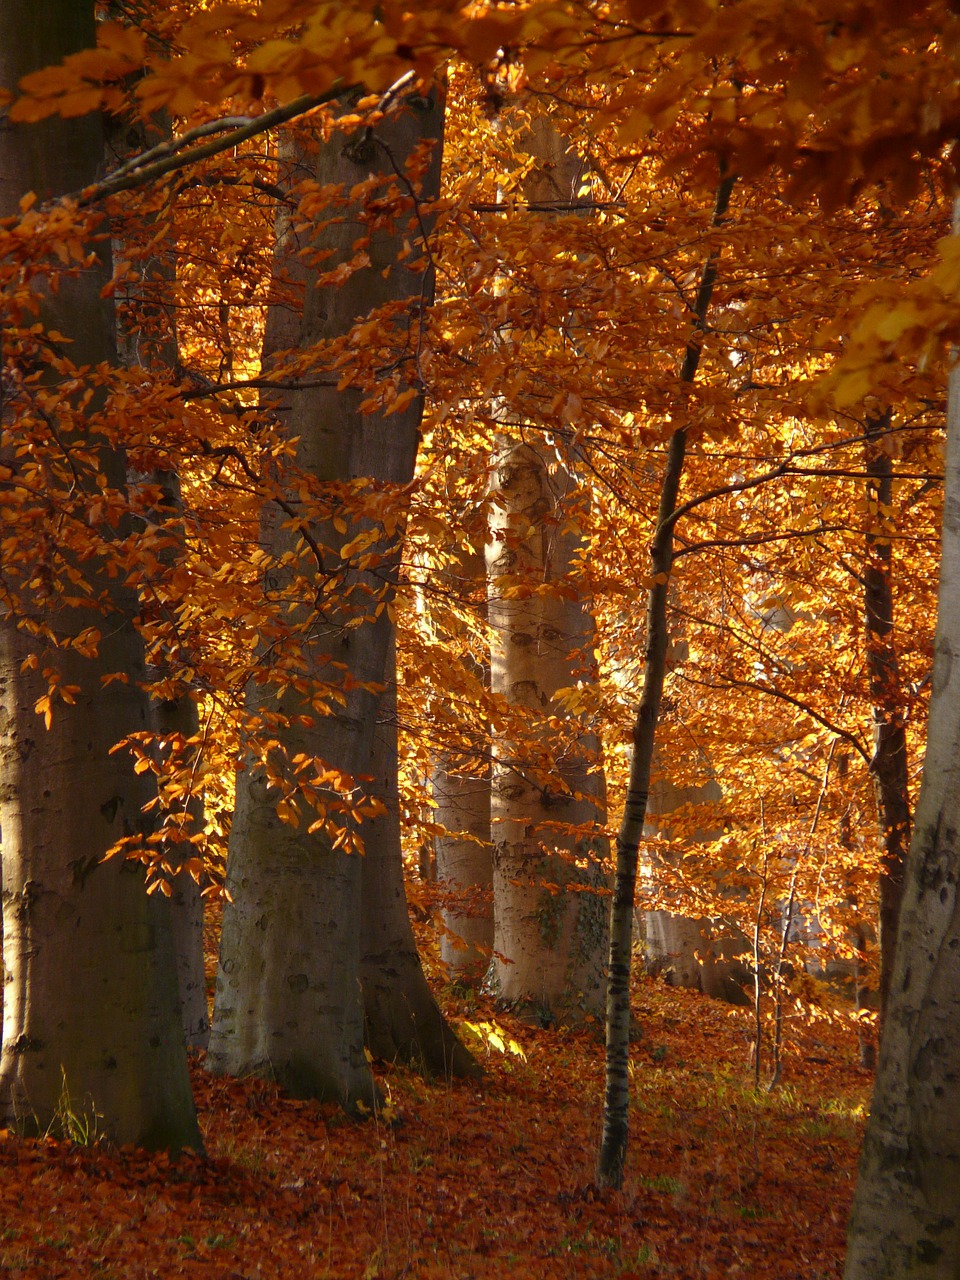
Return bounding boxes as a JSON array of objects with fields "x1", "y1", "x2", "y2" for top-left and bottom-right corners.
[{"x1": 0, "y1": 958, "x2": 868, "y2": 1280}]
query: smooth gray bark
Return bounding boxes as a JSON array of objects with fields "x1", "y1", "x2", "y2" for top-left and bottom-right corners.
[
  {"x1": 487, "y1": 441, "x2": 609, "y2": 1022},
  {"x1": 844, "y1": 206, "x2": 960, "y2": 1278},
  {"x1": 360, "y1": 638, "x2": 481, "y2": 1075},
  {"x1": 107, "y1": 107, "x2": 209, "y2": 1051},
  {"x1": 0, "y1": 0, "x2": 198, "y2": 1148},
  {"x1": 208, "y1": 87, "x2": 471, "y2": 1105},
  {"x1": 485, "y1": 106, "x2": 609, "y2": 1025}
]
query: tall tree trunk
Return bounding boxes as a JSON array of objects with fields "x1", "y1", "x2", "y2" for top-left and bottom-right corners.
[
  {"x1": 844, "y1": 205, "x2": 960, "y2": 1278},
  {"x1": 434, "y1": 763, "x2": 493, "y2": 983},
  {"x1": 485, "y1": 105, "x2": 609, "y2": 1025},
  {"x1": 106, "y1": 107, "x2": 209, "y2": 1051},
  {"x1": 352, "y1": 320, "x2": 475, "y2": 1072},
  {"x1": 360, "y1": 636, "x2": 480, "y2": 1075},
  {"x1": 862, "y1": 409, "x2": 911, "y2": 1031},
  {"x1": 597, "y1": 171, "x2": 735, "y2": 1189},
  {"x1": 0, "y1": 0, "x2": 198, "y2": 1149},
  {"x1": 208, "y1": 85, "x2": 469, "y2": 1105},
  {"x1": 487, "y1": 441, "x2": 609, "y2": 1022}
]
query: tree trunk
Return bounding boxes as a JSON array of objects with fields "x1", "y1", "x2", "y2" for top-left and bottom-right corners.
[
  {"x1": 484, "y1": 106, "x2": 609, "y2": 1026},
  {"x1": 106, "y1": 107, "x2": 209, "y2": 1051},
  {"x1": 208, "y1": 86, "x2": 466, "y2": 1106},
  {"x1": 862, "y1": 410, "x2": 911, "y2": 1031},
  {"x1": 596, "y1": 426, "x2": 688, "y2": 1188},
  {"x1": 844, "y1": 215, "x2": 960, "y2": 1276},
  {"x1": 643, "y1": 758, "x2": 749, "y2": 1004},
  {"x1": 432, "y1": 547, "x2": 494, "y2": 985},
  {"x1": 597, "y1": 171, "x2": 735, "y2": 1188},
  {"x1": 434, "y1": 764, "x2": 493, "y2": 983},
  {"x1": 0, "y1": 0, "x2": 198, "y2": 1149},
  {"x1": 360, "y1": 637, "x2": 480, "y2": 1075},
  {"x1": 487, "y1": 441, "x2": 609, "y2": 1023}
]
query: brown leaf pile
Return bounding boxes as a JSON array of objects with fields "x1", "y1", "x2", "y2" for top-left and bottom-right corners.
[{"x1": 0, "y1": 980, "x2": 866, "y2": 1279}]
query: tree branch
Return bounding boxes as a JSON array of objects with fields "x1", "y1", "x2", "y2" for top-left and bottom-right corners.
[
  {"x1": 73, "y1": 90, "x2": 351, "y2": 207},
  {"x1": 685, "y1": 673, "x2": 872, "y2": 765}
]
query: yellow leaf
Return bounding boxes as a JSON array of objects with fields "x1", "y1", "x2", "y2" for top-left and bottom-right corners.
[{"x1": 833, "y1": 368, "x2": 872, "y2": 408}]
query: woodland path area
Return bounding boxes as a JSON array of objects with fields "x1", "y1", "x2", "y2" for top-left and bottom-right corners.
[{"x1": 0, "y1": 974, "x2": 862, "y2": 1280}]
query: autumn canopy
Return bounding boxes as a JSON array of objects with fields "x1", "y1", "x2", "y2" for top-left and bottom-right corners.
[{"x1": 0, "y1": 1, "x2": 959, "y2": 1277}]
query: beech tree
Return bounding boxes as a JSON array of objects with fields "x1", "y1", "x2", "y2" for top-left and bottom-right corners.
[
  {"x1": 105, "y1": 101, "x2": 210, "y2": 1052},
  {"x1": 207, "y1": 85, "x2": 474, "y2": 1103},
  {"x1": 430, "y1": 546, "x2": 493, "y2": 984},
  {"x1": 0, "y1": 0, "x2": 198, "y2": 1148},
  {"x1": 359, "y1": 633, "x2": 478, "y2": 1074},
  {"x1": 843, "y1": 221, "x2": 960, "y2": 1274},
  {"x1": 482, "y1": 106, "x2": 609, "y2": 1022},
  {"x1": 597, "y1": 169, "x2": 737, "y2": 1187},
  {"x1": 486, "y1": 434, "x2": 609, "y2": 1020},
  {"x1": 6, "y1": 6, "x2": 958, "y2": 1214}
]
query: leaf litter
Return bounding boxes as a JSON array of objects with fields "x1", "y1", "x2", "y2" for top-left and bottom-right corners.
[{"x1": 0, "y1": 978, "x2": 866, "y2": 1278}]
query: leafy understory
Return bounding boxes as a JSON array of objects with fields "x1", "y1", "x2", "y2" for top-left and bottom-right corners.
[{"x1": 0, "y1": 978, "x2": 864, "y2": 1279}]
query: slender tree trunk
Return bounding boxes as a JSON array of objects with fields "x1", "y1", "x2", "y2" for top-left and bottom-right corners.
[
  {"x1": 434, "y1": 762, "x2": 493, "y2": 983},
  {"x1": 596, "y1": 427, "x2": 688, "y2": 1187},
  {"x1": 208, "y1": 86, "x2": 469, "y2": 1105},
  {"x1": 844, "y1": 202, "x2": 960, "y2": 1279},
  {"x1": 862, "y1": 410, "x2": 911, "y2": 1030},
  {"x1": 597, "y1": 171, "x2": 735, "y2": 1189},
  {"x1": 432, "y1": 547, "x2": 494, "y2": 985},
  {"x1": 0, "y1": 0, "x2": 198, "y2": 1149}
]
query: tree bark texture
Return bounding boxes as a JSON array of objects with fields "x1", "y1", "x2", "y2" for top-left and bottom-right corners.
[
  {"x1": 432, "y1": 547, "x2": 494, "y2": 985},
  {"x1": 485, "y1": 105, "x2": 609, "y2": 1025},
  {"x1": 0, "y1": 0, "x2": 198, "y2": 1149},
  {"x1": 844, "y1": 206, "x2": 960, "y2": 1279},
  {"x1": 107, "y1": 107, "x2": 209, "y2": 1051},
  {"x1": 597, "y1": 172, "x2": 735, "y2": 1188},
  {"x1": 208, "y1": 88, "x2": 459, "y2": 1107},
  {"x1": 487, "y1": 442, "x2": 609, "y2": 1022},
  {"x1": 360, "y1": 637, "x2": 480, "y2": 1075},
  {"x1": 862, "y1": 410, "x2": 911, "y2": 1030},
  {"x1": 353, "y1": 344, "x2": 475, "y2": 1071}
]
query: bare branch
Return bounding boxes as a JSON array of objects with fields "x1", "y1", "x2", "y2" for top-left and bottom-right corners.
[{"x1": 72, "y1": 90, "x2": 352, "y2": 207}]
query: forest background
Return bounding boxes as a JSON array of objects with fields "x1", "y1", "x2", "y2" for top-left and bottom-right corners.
[{"x1": 0, "y1": 1, "x2": 958, "y2": 1277}]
